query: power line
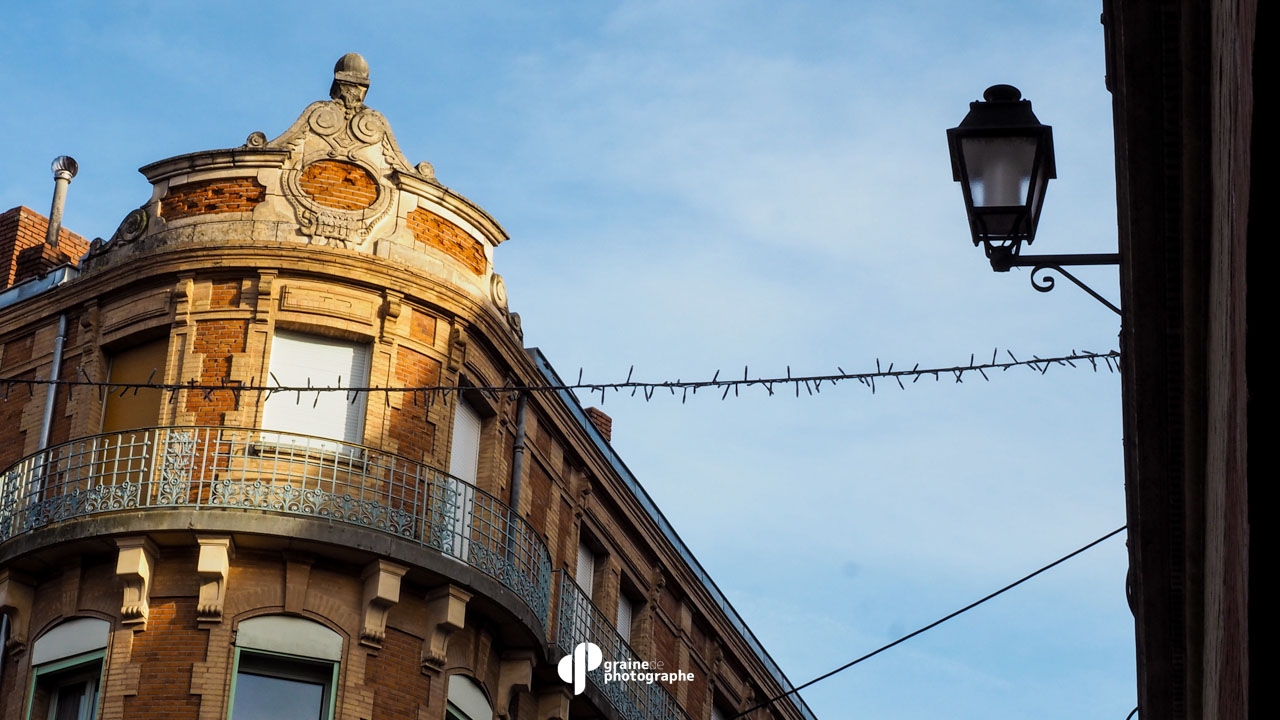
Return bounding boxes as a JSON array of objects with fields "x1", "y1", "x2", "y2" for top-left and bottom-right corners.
[
  {"x1": 0, "y1": 348, "x2": 1119, "y2": 405},
  {"x1": 731, "y1": 525, "x2": 1128, "y2": 718}
]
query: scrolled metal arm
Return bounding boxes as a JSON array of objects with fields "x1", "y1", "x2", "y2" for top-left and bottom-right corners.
[{"x1": 988, "y1": 250, "x2": 1121, "y2": 315}]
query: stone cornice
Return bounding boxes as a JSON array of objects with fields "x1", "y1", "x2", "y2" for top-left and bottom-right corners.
[{"x1": 139, "y1": 148, "x2": 290, "y2": 183}]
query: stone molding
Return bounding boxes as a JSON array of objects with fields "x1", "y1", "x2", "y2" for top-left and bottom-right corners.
[
  {"x1": 359, "y1": 559, "x2": 408, "y2": 648},
  {"x1": 115, "y1": 536, "x2": 157, "y2": 627},
  {"x1": 421, "y1": 584, "x2": 471, "y2": 670}
]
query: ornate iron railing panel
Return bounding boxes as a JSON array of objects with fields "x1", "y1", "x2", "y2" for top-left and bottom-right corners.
[
  {"x1": 0, "y1": 427, "x2": 551, "y2": 626},
  {"x1": 554, "y1": 570, "x2": 691, "y2": 720}
]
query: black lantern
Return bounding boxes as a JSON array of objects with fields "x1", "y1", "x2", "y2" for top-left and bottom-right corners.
[{"x1": 947, "y1": 84, "x2": 1056, "y2": 266}]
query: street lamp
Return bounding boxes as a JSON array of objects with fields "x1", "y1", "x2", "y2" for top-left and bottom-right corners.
[{"x1": 948, "y1": 85, "x2": 1120, "y2": 314}]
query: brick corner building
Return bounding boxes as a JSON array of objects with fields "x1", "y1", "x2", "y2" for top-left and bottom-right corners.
[{"x1": 0, "y1": 54, "x2": 816, "y2": 720}]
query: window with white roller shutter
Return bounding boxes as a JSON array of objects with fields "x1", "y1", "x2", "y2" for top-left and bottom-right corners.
[
  {"x1": 261, "y1": 330, "x2": 370, "y2": 452},
  {"x1": 576, "y1": 539, "x2": 596, "y2": 597},
  {"x1": 442, "y1": 398, "x2": 484, "y2": 561},
  {"x1": 616, "y1": 591, "x2": 634, "y2": 644},
  {"x1": 449, "y1": 399, "x2": 482, "y2": 485}
]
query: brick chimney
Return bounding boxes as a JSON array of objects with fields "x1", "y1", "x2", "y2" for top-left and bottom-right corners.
[
  {"x1": 0, "y1": 207, "x2": 89, "y2": 290},
  {"x1": 584, "y1": 406, "x2": 612, "y2": 442}
]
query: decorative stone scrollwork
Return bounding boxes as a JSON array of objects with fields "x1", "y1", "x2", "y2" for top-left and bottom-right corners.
[
  {"x1": 116, "y1": 536, "x2": 157, "y2": 627},
  {"x1": 491, "y1": 273, "x2": 508, "y2": 311},
  {"x1": 196, "y1": 536, "x2": 233, "y2": 622},
  {"x1": 496, "y1": 652, "x2": 535, "y2": 719},
  {"x1": 299, "y1": 99, "x2": 389, "y2": 163},
  {"x1": 110, "y1": 207, "x2": 148, "y2": 244},
  {"x1": 0, "y1": 570, "x2": 34, "y2": 652},
  {"x1": 360, "y1": 560, "x2": 408, "y2": 648},
  {"x1": 243, "y1": 131, "x2": 268, "y2": 148},
  {"x1": 282, "y1": 158, "x2": 393, "y2": 249},
  {"x1": 421, "y1": 584, "x2": 471, "y2": 669},
  {"x1": 508, "y1": 311, "x2": 523, "y2": 341}
]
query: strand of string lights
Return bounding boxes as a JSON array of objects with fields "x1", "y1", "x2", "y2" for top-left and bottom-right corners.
[
  {"x1": 0, "y1": 348, "x2": 1119, "y2": 405},
  {"x1": 729, "y1": 525, "x2": 1128, "y2": 718},
  {"x1": 0, "y1": 348, "x2": 1118, "y2": 406}
]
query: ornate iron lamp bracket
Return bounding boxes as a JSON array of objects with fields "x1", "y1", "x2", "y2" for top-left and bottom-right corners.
[{"x1": 990, "y1": 251, "x2": 1121, "y2": 315}]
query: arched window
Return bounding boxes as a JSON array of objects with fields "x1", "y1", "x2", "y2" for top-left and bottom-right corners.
[
  {"x1": 28, "y1": 617, "x2": 110, "y2": 720},
  {"x1": 445, "y1": 675, "x2": 493, "y2": 720},
  {"x1": 228, "y1": 616, "x2": 342, "y2": 720}
]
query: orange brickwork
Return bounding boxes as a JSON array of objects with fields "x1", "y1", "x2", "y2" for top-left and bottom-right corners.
[
  {"x1": 0, "y1": 335, "x2": 37, "y2": 466},
  {"x1": 0, "y1": 334, "x2": 34, "y2": 369},
  {"x1": 298, "y1": 160, "x2": 379, "y2": 210},
  {"x1": 209, "y1": 280, "x2": 242, "y2": 309},
  {"x1": 527, "y1": 460, "x2": 553, "y2": 537},
  {"x1": 686, "y1": 662, "x2": 708, "y2": 718},
  {"x1": 0, "y1": 370, "x2": 33, "y2": 468},
  {"x1": 366, "y1": 628, "x2": 433, "y2": 720},
  {"x1": 186, "y1": 320, "x2": 247, "y2": 424},
  {"x1": 389, "y1": 345, "x2": 440, "y2": 460},
  {"x1": 409, "y1": 307, "x2": 436, "y2": 344},
  {"x1": 160, "y1": 178, "x2": 266, "y2": 221},
  {"x1": 123, "y1": 598, "x2": 207, "y2": 720},
  {"x1": 405, "y1": 208, "x2": 486, "y2": 276},
  {"x1": 0, "y1": 206, "x2": 89, "y2": 289}
]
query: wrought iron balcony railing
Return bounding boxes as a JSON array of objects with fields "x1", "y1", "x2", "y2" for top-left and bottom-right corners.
[
  {"x1": 0, "y1": 426, "x2": 552, "y2": 626},
  {"x1": 554, "y1": 570, "x2": 691, "y2": 720}
]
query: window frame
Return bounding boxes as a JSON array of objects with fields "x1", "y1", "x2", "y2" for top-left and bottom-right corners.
[
  {"x1": 260, "y1": 330, "x2": 371, "y2": 455},
  {"x1": 226, "y1": 647, "x2": 338, "y2": 720},
  {"x1": 616, "y1": 589, "x2": 635, "y2": 645},
  {"x1": 25, "y1": 650, "x2": 104, "y2": 720},
  {"x1": 444, "y1": 674, "x2": 494, "y2": 720}
]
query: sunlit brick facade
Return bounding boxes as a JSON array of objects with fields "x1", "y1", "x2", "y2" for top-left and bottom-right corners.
[{"x1": 0, "y1": 55, "x2": 814, "y2": 720}]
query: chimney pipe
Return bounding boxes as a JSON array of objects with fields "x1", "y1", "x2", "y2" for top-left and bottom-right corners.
[{"x1": 45, "y1": 155, "x2": 79, "y2": 249}]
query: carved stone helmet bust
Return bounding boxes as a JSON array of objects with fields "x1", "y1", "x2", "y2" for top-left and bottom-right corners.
[{"x1": 330, "y1": 52, "x2": 371, "y2": 107}]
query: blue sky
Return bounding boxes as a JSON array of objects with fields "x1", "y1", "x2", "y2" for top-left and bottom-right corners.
[{"x1": 2, "y1": 2, "x2": 1132, "y2": 718}]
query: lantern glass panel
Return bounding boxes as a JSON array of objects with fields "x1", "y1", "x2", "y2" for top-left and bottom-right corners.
[{"x1": 960, "y1": 136, "x2": 1037, "y2": 207}]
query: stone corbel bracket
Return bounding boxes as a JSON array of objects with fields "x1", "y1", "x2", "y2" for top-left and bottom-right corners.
[
  {"x1": 421, "y1": 584, "x2": 471, "y2": 670},
  {"x1": 196, "y1": 536, "x2": 234, "y2": 623},
  {"x1": 360, "y1": 560, "x2": 408, "y2": 648},
  {"x1": 496, "y1": 651, "x2": 535, "y2": 719},
  {"x1": 380, "y1": 290, "x2": 403, "y2": 343},
  {"x1": 447, "y1": 324, "x2": 467, "y2": 372},
  {"x1": 116, "y1": 537, "x2": 158, "y2": 628},
  {"x1": 0, "y1": 570, "x2": 34, "y2": 653},
  {"x1": 255, "y1": 270, "x2": 278, "y2": 324},
  {"x1": 536, "y1": 687, "x2": 572, "y2": 720}
]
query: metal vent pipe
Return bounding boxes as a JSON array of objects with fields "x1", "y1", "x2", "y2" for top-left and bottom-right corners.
[{"x1": 45, "y1": 155, "x2": 79, "y2": 248}]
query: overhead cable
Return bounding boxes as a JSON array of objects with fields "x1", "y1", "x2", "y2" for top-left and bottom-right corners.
[
  {"x1": 0, "y1": 348, "x2": 1119, "y2": 405},
  {"x1": 730, "y1": 525, "x2": 1128, "y2": 718}
]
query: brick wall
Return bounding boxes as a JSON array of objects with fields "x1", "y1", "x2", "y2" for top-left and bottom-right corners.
[
  {"x1": 160, "y1": 178, "x2": 266, "y2": 221},
  {"x1": 653, "y1": 617, "x2": 680, "y2": 690},
  {"x1": 0, "y1": 206, "x2": 89, "y2": 289},
  {"x1": 186, "y1": 320, "x2": 248, "y2": 425},
  {"x1": 527, "y1": 459, "x2": 553, "y2": 536},
  {"x1": 366, "y1": 628, "x2": 433, "y2": 720},
  {"x1": 409, "y1": 307, "x2": 436, "y2": 344},
  {"x1": 209, "y1": 280, "x2": 241, "y2": 309},
  {"x1": 389, "y1": 346, "x2": 440, "y2": 461},
  {"x1": 0, "y1": 349, "x2": 34, "y2": 466},
  {"x1": 405, "y1": 208, "x2": 486, "y2": 276},
  {"x1": 123, "y1": 598, "x2": 206, "y2": 720},
  {"x1": 298, "y1": 160, "x2": 379, "y2": 210}
]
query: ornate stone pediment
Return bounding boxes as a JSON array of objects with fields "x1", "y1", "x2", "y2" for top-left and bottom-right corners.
[
  {"x1": 87, "y1": 52, "x2": 520, "y2": 337},
  {"x1": 263, "y1": 53, "x2": 421, "y2": 249}
]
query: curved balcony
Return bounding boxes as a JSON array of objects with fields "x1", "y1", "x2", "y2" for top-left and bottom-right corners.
[
  {"x1": 0, "y1": 426, "x2": 552, "y2": 626},
  {"x1": 554, "y1": 570, "x2": 691, "y2": 720}
]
